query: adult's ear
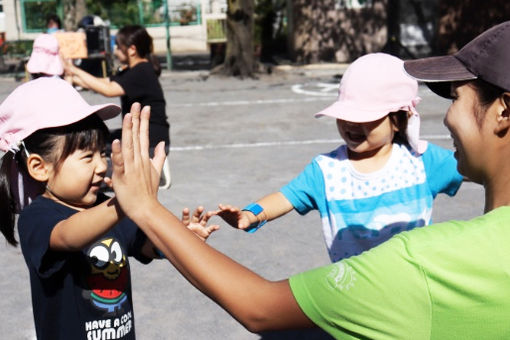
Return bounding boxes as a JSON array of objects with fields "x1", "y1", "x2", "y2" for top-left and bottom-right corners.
[{"x1": 26, "y1": 154, "x2": 50, "y2": 182}]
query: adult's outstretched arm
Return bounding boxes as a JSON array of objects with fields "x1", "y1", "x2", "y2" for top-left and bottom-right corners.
[{"x1": 111, "y1": 104, "x2": 314, "y2": 332}]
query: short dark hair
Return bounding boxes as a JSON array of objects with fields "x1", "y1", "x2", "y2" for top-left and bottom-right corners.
[
  {"x1": 46, "y1": 14, "x2": 62, "y2": 29},
  {"x1": 389, "y1": 110, "x2": 409, "y2": 146},
  {"x1": 469, "y1": 79, "x2": 505, "y2": 126},
  {"x1": 116, "y1": 25, "x2": 161, "y2": 76}
]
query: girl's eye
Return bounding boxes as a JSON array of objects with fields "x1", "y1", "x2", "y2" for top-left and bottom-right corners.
[{"x1": 81, "y1": 152, "x2": 94, "y2": 160}]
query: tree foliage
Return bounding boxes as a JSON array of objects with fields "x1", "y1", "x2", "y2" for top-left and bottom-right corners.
[
  {"x1": 289, "y1": 0, "x2": 386, "y2": 63},
  {"x1": 435, "y1": 0, "x2": 510, "y2": 54}
]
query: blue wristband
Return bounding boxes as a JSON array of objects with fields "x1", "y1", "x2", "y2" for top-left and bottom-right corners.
[{"x1": 242, "y1": 203, "x2": 267, "y2": 233}]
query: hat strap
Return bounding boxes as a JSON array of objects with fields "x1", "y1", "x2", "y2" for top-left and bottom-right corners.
[{"x1": 405, "y1": 98, "x2": 428, "y2": 154}]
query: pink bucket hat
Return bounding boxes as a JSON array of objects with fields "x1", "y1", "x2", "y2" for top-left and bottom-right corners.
[
  {"x1": 0, "y1": 77, "x2": 120, "y2": 153},
  {"x1": 315, "y1": 53, "x2": 427, "y2": 154},
  {"x1": 26, "y1": 34, "x2": 64, "y2": 76}
]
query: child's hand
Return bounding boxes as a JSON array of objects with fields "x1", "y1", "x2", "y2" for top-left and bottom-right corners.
[
  {"x1": 182, "y1": 206, "x2": 219, "y2": 242},
  {"x1": 216, "y1": 204, "x2": 252, "y2": 230}
]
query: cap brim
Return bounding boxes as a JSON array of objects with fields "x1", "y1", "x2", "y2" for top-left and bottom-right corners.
[
  {"x1": 404, "y1": 55, "x2": 478, "y2": 99},
  {"x1": 314, "y1": 100, "x2": 388, "y2": 123},
  {"x1": 92, "y1": 104, "x2": 121, "y2": 121},
  {"x1": 404, "y1": 55, "x2": 478, "y2": 82}
]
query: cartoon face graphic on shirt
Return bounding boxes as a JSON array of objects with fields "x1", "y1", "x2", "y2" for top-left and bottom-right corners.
[{"x1": 85, "y1": 238, "x2": 129, "y2": 314}]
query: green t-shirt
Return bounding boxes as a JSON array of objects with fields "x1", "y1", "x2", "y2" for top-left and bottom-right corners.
[{"x1": 289, "y1": 207, "x2": 510, "y2": 339}]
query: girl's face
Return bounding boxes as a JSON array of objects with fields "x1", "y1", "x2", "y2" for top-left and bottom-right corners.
[
  {"x1": 43, "y1": 146, "x2": 107, "y2": 210},
  {"x1": 336, "y1": 115, "x2": 397, "y2": 158},
  {"x1": 444, "y1": 82, "x2": 488, "y2": 183}
]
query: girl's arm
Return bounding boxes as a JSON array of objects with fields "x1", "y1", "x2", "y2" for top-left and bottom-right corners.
[
  {"x1": 50, "y1": 197, "x2": 123, "y2": 251},
  {"x1": 64, "y1": 60, "x2": 124, "y2": 97},
  {"x1": 111, "y1": 106, "x2": 314, "y2": 332},
  {"x1": 217, "y1": 192, "x2": 293, "y2": 230}
]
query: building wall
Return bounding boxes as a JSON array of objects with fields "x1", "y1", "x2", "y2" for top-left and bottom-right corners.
[{"x1": 2, "y1": 0, "x2": 215, "y2": 54}]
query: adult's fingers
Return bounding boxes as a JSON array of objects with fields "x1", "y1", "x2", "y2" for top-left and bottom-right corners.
[
  {"x1": 139, "y1": 105, "x2": 151, "y2": 161},
  {"x1": 111, "y1": 139, "x2": 124, "y2": 176},
  {"x1": 129, "y1": 103, "x2": 142, "y2": 167},
  {"x1": 121, "y1": 113, "x2": 134, "y2": 170},
  {"x1": 151, "y1": 141, "x2": 166, "y2": 177}
]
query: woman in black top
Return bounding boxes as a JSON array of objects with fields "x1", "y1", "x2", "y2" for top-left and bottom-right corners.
[{"x1": 65, "y1": 25, "x2": 171, "y2": 187}]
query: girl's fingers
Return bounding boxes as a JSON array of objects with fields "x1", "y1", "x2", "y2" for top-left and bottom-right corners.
[
  {"x1": 181, "y1": 208, "x2": 190, "y2": 225},
  {"x1": 199, "y1": 211, "x2": 214, "y2": 225},
  {"x1": 192, "y1": 206, "x2": 204, "y2": 223}
]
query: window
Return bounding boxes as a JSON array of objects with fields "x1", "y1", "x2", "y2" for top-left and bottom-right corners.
[{"x1": 21, "y1": 0, "x2": 57, "y2": 32}]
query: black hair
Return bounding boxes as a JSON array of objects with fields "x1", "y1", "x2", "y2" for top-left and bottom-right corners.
[
  {"x1": 469, "y1": 79, "x2": 506, "y2": 127},
  {"x1": 30, "y1": 73, "x2": 64, "y2": 80},
  {"x1": 0, "y1": 114, "x2": 109, "y2": 246},
  {"x1": 46, "y1": 14, "x2": 62, "y2": 29},
  {"x1": 389, "y1": 110, "x2": 409, "y2": 146},
  {"x1": 116, "y1": 25, "x2": 161, "y2": 76}
]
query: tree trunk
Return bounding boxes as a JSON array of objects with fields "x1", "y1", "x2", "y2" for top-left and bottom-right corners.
[
  {"x1": 221, "y1": 0, "x2": 255, "y2": 78},
  {"x1": 62, "y1": 0, "x2": 87, "y2": 31}
]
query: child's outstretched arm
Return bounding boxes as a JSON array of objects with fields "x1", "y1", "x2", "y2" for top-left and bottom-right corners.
[
  {"x1": 111, "y1": 105, "x2": 313, "y2": 332},
  {"x1": 216, "y1": 193, "x2": 293, "y2": 231}
]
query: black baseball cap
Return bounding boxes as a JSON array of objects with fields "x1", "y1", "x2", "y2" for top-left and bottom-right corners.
[{"x1": 404, "y1": 21, "x2": 510, "y2": 98}]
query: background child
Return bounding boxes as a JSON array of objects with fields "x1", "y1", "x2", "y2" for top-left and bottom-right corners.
[
  {"x1": 217, "y1": 53, "x2": 464, "y2": 262},
  {"x1": 26, "y1": 33, "x2": 64, "y2": 80},
  {"x1": 64, "y1": 25, "x2": 171, "y2": 188},
  {"x1": 0, "y1": 78, "x2": 216, "y2": 339}
]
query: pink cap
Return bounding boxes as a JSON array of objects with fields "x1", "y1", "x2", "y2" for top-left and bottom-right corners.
[
  {"x1": 0, "y1": 77, "x2": 120, "y2": 152},
  {"x1": 315, "y1": 53, "x2": 427, "y2": 154},
  {"x1": 26, "y1": 34, "x2": 64, "y2": 76}
]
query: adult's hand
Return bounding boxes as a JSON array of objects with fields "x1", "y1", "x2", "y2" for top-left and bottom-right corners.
[{"x1": 111, "y1": 102, "x2": 166, "y2": 216}]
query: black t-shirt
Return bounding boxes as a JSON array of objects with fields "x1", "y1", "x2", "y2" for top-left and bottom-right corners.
[
  {"x1": 111, "y1": 62, "x2": 170, "y2": 148},
  {"x1": 18, "y1": 194, "x2": 151, "y2": 340}
]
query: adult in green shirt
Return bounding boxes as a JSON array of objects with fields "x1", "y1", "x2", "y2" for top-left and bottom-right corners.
[{"x1": 111, "y1": 21, "x2": 510, "y2": 339}]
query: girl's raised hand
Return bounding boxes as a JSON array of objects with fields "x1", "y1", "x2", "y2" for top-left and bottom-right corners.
[
  {"x1": 216, "y1": 204, "x2": 252, "y2": 230},
  {"x1": 181, "y1": 206, "x2": 220, "y2": 241}
]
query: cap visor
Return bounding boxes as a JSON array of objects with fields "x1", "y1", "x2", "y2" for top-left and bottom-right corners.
[
  {"x1": 92, "y1": 104, "x2": 121, "y2": 120},
  {"x1": 404, "y1": 55, "x2": 477, "y2": 83},
  {"x1": 314, "y1": 100, "x2": 388, "y2": 123}
]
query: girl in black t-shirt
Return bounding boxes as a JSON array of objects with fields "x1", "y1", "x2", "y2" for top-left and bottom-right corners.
[{"x1": 0, "y1": 78, "x2": 217, "y2": 340}]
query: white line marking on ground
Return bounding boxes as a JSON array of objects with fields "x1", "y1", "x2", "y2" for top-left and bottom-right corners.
[
  {"x1": 291, "y1": 83, "x2": 338, "y2": 96},
  {"x1": 170, "y1": 135, "x2": 451, "y2": 152},
  {"x1": 167, "y1": 97, "x2": 332, "y2": 108}
]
